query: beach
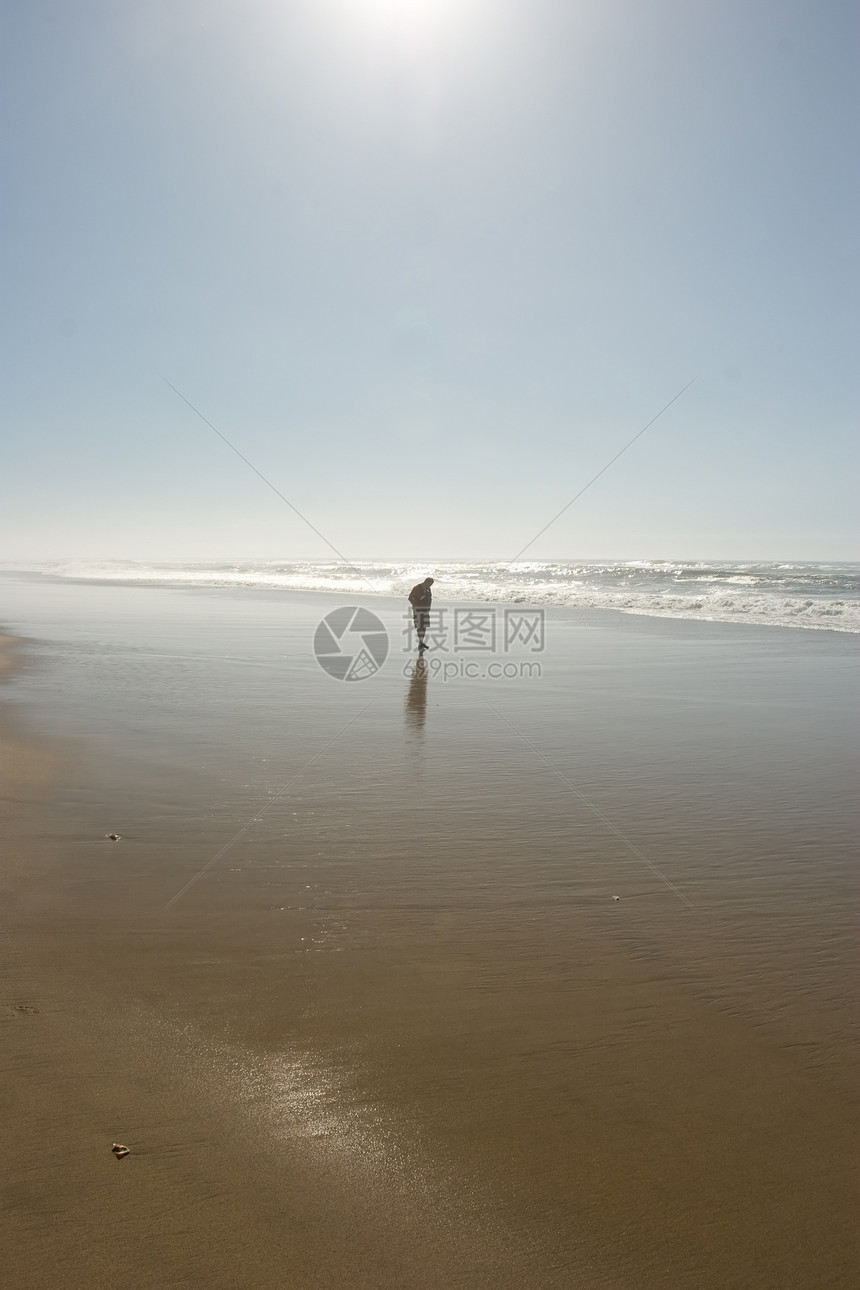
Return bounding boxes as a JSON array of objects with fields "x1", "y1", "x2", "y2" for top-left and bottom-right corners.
[{"x1": 1, "y1": 573, "x2": 857, "y2": 1288}]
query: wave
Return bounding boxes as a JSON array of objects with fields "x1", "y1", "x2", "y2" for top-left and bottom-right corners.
[{"x1": 4, "y1": 559, "x2": 859, "y2": 633}]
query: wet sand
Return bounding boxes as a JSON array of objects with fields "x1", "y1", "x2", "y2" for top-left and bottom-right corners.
[{"x1": 1, "y1": 580, "x2": 857, "y2": 1288}]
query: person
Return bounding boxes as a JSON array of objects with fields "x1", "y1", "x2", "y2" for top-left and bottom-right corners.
[{"x1": 408, "y1": 577, "x2": 434, "y2": 651}]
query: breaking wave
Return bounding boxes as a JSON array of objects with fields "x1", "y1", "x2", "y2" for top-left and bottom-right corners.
[{"x1": 4, "y1": 559, "x2": 859, "y2": 633}]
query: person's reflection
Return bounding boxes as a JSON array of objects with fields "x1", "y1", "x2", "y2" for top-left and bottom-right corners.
[{"x1": 405, "y1": 657, "x2": 428, "y2": 734}]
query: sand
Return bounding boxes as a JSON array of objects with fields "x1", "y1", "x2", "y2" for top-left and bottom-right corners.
[{"x1": 1, "y1": 581, "x2": 857, "y2": 1288}]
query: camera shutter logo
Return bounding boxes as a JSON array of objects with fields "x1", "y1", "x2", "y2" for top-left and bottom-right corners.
[{"x1": 314, "y1": 606, "x2": 389, "y2": 681}]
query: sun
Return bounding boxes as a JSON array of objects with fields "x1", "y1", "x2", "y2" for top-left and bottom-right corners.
[
  {"x1": 353, "y1": 0, "x2": 449, "y2": 14},
  {"x1": 344, "y1": 0, "x2": 465, "y2": 36}
]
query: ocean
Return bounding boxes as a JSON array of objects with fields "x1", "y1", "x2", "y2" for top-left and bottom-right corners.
[{"x1": 4, "y1": 558, "x2": 859, "y2": 633}]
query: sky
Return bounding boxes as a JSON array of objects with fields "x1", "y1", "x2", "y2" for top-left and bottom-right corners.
[{"x1": 1, "y1": 0, "x2": 857, "y2": 562}]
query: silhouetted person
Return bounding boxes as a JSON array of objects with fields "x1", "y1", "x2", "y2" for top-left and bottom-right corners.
[{"x1": 408, "y1": 577, "x2": 434, "y2": 651}]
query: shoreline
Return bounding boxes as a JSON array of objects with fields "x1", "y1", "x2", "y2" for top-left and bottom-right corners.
[
  {"x1": 2, "y1": 564, "x2": 858, "y2": 636},
  {"x1": 0, "y1": 631, "x2": 30, "y2": 682},
  {"x1": 0, "y1": 632, "x2": 62, "y2": 825}
]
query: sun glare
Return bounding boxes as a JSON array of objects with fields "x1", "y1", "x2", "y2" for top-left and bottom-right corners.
[
  {"x1": 345, "y1": 0, "x2": 467, "y2": 38},
  {"x1": 353, "y1": 0, "x2": 452, "y2": 17}
]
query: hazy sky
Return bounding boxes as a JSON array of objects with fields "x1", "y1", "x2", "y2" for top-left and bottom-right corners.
[{"x1": 2, "y1": 0, "x2": 857, "y2": 562}]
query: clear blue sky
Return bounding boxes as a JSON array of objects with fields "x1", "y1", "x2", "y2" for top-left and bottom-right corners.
[{"x1": 2, "y1": 0, "x2": 857, "y2": 561}]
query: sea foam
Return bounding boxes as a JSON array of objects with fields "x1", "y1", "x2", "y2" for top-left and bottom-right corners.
[{"x1": 4, "y1": 559, "x2": 859, "y2": 633}]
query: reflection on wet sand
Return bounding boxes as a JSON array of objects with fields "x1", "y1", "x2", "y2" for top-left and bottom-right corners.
[
  {"x1": 405, "y1": 659, "x2": 428, "y2": 734},
  {"x1": 4, "y1": 579, "x2": 857, "y2": 1290}
]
